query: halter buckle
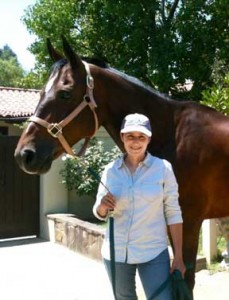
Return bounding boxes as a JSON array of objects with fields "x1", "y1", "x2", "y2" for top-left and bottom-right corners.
[
  {"x1": 87, "y1": 75, "x2": 94, "y2": 89},
  {"x1": 47, "y1": 123, "x2": 62, "y2": 138}
]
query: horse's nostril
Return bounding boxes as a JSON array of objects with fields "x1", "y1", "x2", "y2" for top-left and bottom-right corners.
[{"x1": 22, "y1": 149, "x2": 36, "y2": 165}]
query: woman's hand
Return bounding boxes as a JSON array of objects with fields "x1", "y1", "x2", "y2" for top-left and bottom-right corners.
[
  {"x1": 170, "y1": 256, "x2": 186, "y2": 278},
  {"x1": 97, "y1": 193, "x2": 116, "y2": 218}
]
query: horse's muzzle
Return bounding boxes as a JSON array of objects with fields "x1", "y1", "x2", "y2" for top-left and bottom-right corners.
[{"x1": 14, "y1": 146, "x2": 52, "y2": 175}]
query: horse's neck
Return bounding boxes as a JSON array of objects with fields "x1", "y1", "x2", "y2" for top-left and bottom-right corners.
[{"x1": 95, "y1": 70, "x2": 176, "y2": 157}]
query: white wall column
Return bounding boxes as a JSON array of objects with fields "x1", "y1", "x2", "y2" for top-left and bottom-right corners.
[
  {"x1": 202, "y1": 219, "x2": 217, "y2": 264},
  {"x1": 39, "y1": 157, "x2": 68, "y2": 240}
]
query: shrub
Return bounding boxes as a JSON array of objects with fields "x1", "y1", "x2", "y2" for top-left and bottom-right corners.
[
  {"x1": 201, "y1": 74, "x2": 229, "y2": 116},
  {"x1": 60, "y1": 138, "x2": 121, "y2": 197}
]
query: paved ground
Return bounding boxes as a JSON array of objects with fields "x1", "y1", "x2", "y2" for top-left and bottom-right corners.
[{"x1": 0, "y1": 238, "x2": 229, "y2": 300}]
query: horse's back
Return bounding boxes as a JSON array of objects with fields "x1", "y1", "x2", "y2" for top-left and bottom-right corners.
[{"x1": 175, "y1": 102, "x2": 229, "y2": 157}]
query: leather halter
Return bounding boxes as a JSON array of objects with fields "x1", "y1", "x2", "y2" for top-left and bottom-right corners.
[{"x1": 29, "y1": 62, "x2": 99, "y2": 156}]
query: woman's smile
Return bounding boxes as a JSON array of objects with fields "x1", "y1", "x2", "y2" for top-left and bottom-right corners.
[{"x1": 121, "y1": 132, "x2": 150, "y2": 157}]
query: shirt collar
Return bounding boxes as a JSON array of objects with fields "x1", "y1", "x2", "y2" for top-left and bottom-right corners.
[{"x1": 117, "y1": 152, "x2": 153, "y2": 169}]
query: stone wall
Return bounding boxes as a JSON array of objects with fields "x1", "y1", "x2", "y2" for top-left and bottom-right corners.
[
  {"x1": 47, "y1": 213, "x2": 206, "y2": 271},
  {"x1": 47, "y1": 214, "x2": 105, "y2": 261}
]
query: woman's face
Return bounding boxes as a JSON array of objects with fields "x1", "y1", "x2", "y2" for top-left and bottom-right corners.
[{"x1": 121, "y1": 131, "x2": 151, "y2": 158}]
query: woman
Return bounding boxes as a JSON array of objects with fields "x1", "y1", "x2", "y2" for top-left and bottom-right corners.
[{"x1": 93, "y1": 113, "x2": 186, "y2": 300}]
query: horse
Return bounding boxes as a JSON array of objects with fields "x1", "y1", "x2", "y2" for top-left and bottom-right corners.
[{"x1": 14, "y1": 38, "x2": 229, "y2": 297}]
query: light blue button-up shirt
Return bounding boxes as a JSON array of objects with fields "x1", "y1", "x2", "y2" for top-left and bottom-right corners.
[{"x1": 93, "y1": 153, "x2": 183, "y2": 264}]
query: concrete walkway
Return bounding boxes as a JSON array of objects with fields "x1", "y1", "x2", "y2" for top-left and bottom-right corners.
[
  {"x1": 0, "y1": 238, "x2": 229, "y2": 300},
  {"x1": 0, "y1": 238, "x2": 113, "y2": 300}
]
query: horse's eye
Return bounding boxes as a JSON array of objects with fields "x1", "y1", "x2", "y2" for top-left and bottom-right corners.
[{"x1": 58, "y1": 90, "x2": 71, "y2": 100}]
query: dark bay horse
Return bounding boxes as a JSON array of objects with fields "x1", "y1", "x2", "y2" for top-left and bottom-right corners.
[{"x1": 14, "y1": 39, "x2": 229, "y2": 296}]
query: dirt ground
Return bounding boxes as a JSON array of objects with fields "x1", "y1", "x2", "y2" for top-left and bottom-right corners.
[{"x1": 194, "y1": 269, "x2": 229, "y2": 299}]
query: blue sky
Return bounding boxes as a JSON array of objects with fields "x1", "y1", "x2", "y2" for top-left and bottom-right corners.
[{"x1": 0, "y1": 0, "x2": 36, "y2": 71}]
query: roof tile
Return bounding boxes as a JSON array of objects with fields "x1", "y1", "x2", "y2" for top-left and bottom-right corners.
[{"x1": 0, "y1": 86, "x2": 40, "y2": 118}]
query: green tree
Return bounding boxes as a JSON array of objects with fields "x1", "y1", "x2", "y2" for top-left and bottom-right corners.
[
  {"x1": 0, "y1": 45, "x2": 17, "y2": 61},
  {"x1": 201, "y1": 56, "x2": 229, "y2": 115},
  {"x1": 0, "y1": 49, "x2": 24, "y2": 87},
  {"x1": 201, "y1": 74, "x2": 229, "y2": 115},
  {"x1": 0, "y1": 44, "x2": 42, "y2": 89},
  {"x1": 18, "y1": 69, "x2": 44, "y2": 89},
  {"x1": 23, "y1": 0, "x2": 229, "y2": 100},
  {"x1": 60, "y1": 138, "x2": 121, "y2": 197}
]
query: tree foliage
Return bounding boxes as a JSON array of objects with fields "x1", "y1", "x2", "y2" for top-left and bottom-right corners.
[
  {"x1": 18, "y1": 69, "x2": 44, "y2": 89},
  {"x1": 60, "y1": 138, "x2": 121, "y2": 197},
  {"x1": 0, "y1": 45, "x2": 24, "y2": 87},
  {"x1": 23, "y1": 0, "x2": 229, "y2": 100},
  {"x1": 0, "y1": 44, "x2": 43, "y2": 89},
  {"x1": 201, "y1": 74, "x2": 229, "y2": 115},
  {"x1": 0, "y1": 45, "x2": 17, "y2": 60}
]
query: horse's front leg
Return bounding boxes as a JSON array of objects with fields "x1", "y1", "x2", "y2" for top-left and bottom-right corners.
[{"x1": 182, "y1": 217, "x2": 202, "y2": 298}]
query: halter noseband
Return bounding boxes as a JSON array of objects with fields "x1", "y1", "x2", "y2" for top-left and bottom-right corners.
[{"x1": 29, "y1": 62, "x2": 99, "y2": 156}]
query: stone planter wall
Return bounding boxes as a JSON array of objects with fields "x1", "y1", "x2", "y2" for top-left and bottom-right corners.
[
  {"x1": 47, "y1": 213, "x2": 206, "y2": 271},
  {"x1": 47, "y1": 214, "x2": 105, "y2": 261}
]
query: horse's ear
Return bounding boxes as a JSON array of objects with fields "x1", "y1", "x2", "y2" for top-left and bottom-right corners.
[
  {"x1": 47, "y1": 38, "x2": 63, "y2": 62},
  {"x1": 62, "y1": 36, "x2": 84, "y2": 69}
]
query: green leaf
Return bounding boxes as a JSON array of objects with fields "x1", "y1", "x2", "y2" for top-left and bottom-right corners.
[{"x1": 59, "y1": 138, "x2": 121, "y2": 197}]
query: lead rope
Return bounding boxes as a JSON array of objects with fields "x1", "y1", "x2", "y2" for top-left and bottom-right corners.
[
  {"x1": 109, "y1": 211, "x2": 116, "y2": 299},
  {"x1": 97, "y1": 198, "x2": 116, "y2": 299},
  {"x1": 86, "y1": 167, "x2": 117, "y2": 300}
]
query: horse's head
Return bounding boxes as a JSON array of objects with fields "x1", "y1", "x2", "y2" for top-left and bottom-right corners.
[{"x1": 15, "y1": 38, "x2": 99, "y2": 174}]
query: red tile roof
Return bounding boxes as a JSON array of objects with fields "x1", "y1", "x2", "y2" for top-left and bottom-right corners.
[{"x1": 0, "y1": 86, "x2": 40, "y2": 119}]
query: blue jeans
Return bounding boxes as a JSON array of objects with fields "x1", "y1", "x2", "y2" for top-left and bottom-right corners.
[{"x1": 104, "y1": 249, "x2": 172, "y2": 300}]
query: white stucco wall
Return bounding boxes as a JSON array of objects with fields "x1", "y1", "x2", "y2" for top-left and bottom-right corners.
[
  {"x1": 0, "y1": 121, "x2": 21, "y2": 135},
  {"x1": 40, "y1": 157, "x2": 68, "y2": 240}
]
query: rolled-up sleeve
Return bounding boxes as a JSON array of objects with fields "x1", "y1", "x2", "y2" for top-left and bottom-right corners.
[{"x1": 163, "y1": 161, "x2": 183, "y2": 225}]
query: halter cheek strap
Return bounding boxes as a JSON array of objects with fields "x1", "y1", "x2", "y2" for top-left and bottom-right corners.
[{"x1": 29, "y1": 62, "x2": 99, "y2": 156}]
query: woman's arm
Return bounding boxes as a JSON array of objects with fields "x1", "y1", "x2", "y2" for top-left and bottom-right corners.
[
  {"x1": 93, "y1": 164, "x2": 116, "y2": 220},
  {"x1": 169, "y1": 223, "x2": 186, "y2": 277}
]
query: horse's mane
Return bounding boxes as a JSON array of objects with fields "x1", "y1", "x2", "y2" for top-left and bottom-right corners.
[
  {"x1": 82, "y1": 57, "x2": 108, "y2": 68},
  {"x1": 107, "y1": 67, "x2": 171, "y2": 101},
  {"x1": 51, "y1": 58, "x2": 68, "y2": 73},
  {"x1": 52, "y1": 57, "x2": 171, "y2": 101},
  {"x1": 51, "y1": 57, "x2": 108, "y2": 73},
  {"x1": 82, "y1": 57, "x2": 171, "y2": 101}
]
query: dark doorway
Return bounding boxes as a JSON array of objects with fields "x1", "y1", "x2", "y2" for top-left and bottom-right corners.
[{"x1": 0, "y1": 136, "x2": 39, "y2": 238}]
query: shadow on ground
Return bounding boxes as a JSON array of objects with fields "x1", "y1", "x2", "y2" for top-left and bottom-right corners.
[{"x1": 0, "y1": 237, "x2": 47, "y2": 248}]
